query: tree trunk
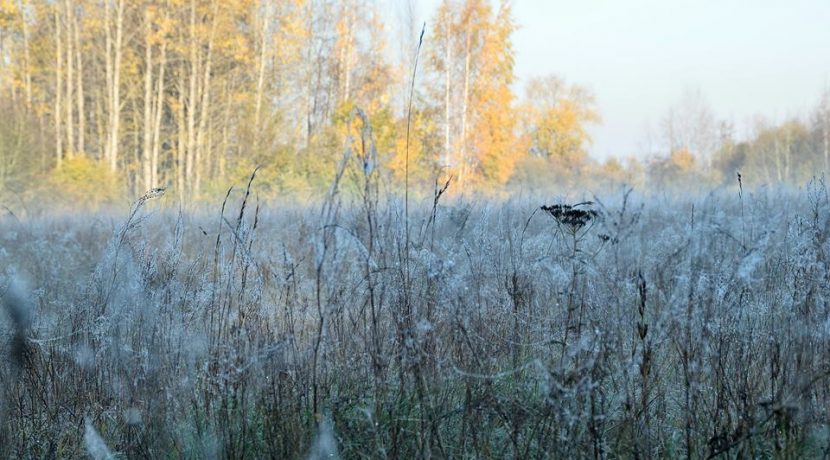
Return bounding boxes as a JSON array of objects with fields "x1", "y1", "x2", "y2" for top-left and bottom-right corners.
[
  {"x1": 64, "y1": 0, "x2": 74, "y2": 157},
  {"x1": 444, "y1": 11, "x2": 451, "y2": 170},
  {"x1": 151, "y1": 42, "x2": 167, "y2": 189},
  {"x1": 220, "y1": 80, "x2": 231, "y2": 180},
  {"x1": 194, "y1": 0, "x2": 219, "y2": 196},
  {"x1": 105, "y1": 0, "x2": 124, "y2": 172},
  {"x1": 460, "y1": 22, "x2": 471, "y2": 187},
  {"x1": 774, "y1": 138, "x2": 783, "y2": 183},
  {"x1": 95, "y1": 87, "x2": 105, "y2": 159},
  {"x1": 74, "y1": 4, "x2": 85, "y2": 156},
  {"x1": 105, "y1": 0, "x2": 112, "y2": 163},
  {"x1": 54, "y1": 5, "x2": 63, "y2": 167},
  {"x1": 340, "y1": 4, "x2": 354, "y2": 104},
  {"x1": 186, "y1": 0, "x2": 200, "y2": 196},
  {"x1": 18, "y1": 0, "x2": 32, "y2": 110},
  {"x1": 142, "y1": 6, "x2": 154, "y2": 192},
  {"x1": 177, "y1": 69, "x2": 187, "y2": 202},
  {"x1": 254, "y1": 1, "x2": 271, "y2": 152}
]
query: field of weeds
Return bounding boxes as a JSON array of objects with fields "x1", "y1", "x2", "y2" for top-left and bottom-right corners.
[{"x1": 2, "y1": 179, "x2": 830, "y2": 458}]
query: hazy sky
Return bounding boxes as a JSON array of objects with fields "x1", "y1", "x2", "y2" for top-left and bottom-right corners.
[{"x1": 393, "y1": 0, "x2": 830, "y2": 161}]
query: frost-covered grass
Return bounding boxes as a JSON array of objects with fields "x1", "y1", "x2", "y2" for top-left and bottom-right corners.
[{"x1": 2, "y1": 180, "x2": 830, "y2": 458}]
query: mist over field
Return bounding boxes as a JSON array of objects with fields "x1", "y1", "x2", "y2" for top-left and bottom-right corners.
[{"x1": 2, "y1": 0, "x2": 830, "y2": 458}]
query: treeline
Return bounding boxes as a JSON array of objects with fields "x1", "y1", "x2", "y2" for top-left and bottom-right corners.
[
  {"x1": 0, "y1": 1, "x2": 828, "y2": 210},
  {"x1": 640, "y1": 90, "x2": 830, "y2": 193},
  {"x1": 512, "y1": 89, "x2": 830, "y2": 195}
]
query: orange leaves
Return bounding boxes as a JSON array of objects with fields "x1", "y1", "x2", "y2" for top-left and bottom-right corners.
[
  {"x1": 520, "y1": 76, "x2": 600, "y2": 165},
  {"x1": 425, "y1": 0, "x2": 519, "y2": 191}
]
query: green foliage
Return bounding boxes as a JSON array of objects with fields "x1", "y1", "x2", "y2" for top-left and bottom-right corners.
[
  {"x1": 714, "y1": 120, "x2": 816, "y2": 186},
  {"x1": 46, "y1": 156, "x2": 123, "y2": 210},
  {"x1": 0, "y1": 101, "x2": 50, "y2": 211},
  {"x1": 508, "y1": 153, "x2": 592, "y2": 194}
]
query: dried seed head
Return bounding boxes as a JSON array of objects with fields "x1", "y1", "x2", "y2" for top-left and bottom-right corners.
[
  {"x1": 139, "y1": 187, "x2": 167, "y2": 203},
  {"x1": 541, "y1": 202, "x2": 599, "y2": 232}
]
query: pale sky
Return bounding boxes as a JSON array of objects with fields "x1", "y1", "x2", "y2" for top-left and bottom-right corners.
[{"x1": 387, "y1": 0, "x2": 830, "y2": 161}]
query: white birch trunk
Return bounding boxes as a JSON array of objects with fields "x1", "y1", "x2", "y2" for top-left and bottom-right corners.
[
  {"x1": 64, "y1": 0, "x2": 74, "y2": 157},
  {"x1": 74, "y1": 5, "x2": 85, "y2": 156},
  {"x1": 142, "y1": 7, "x2": 154, "y2": 191},
  {"x1": 460, "y1": 23, "x2": 471, "y2": 187},
  {"x1": 151, "y1": 42, "x2": 166, "y2": 189},
  {"x1": 254, "y1": 1, "x2": 271, "y2": 150},
  {"x1": 444, "y1": 12, "x2": 451, "y2": 170},
  {"x1": 54, "y1": 5, "x2": 63, "y2": 167}
]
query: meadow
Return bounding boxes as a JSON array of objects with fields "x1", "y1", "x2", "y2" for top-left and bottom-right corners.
[{"x1": 2, "y1": 175, "x2": 830, "y2": 458}]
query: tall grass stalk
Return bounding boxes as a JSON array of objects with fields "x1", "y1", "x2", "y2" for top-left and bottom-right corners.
[{"x1": 1, "y1": 185, "x2": 830, "y2": 457}]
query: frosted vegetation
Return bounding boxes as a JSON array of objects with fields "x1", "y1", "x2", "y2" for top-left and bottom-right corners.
[{"x1": 2, "y1": 173, "x2": 830, "y2": 458}]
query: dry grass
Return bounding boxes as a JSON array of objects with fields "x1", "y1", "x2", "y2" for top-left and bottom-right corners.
[{"x1": 2, "y1": 178, "x2": 830, "y2": 458}]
